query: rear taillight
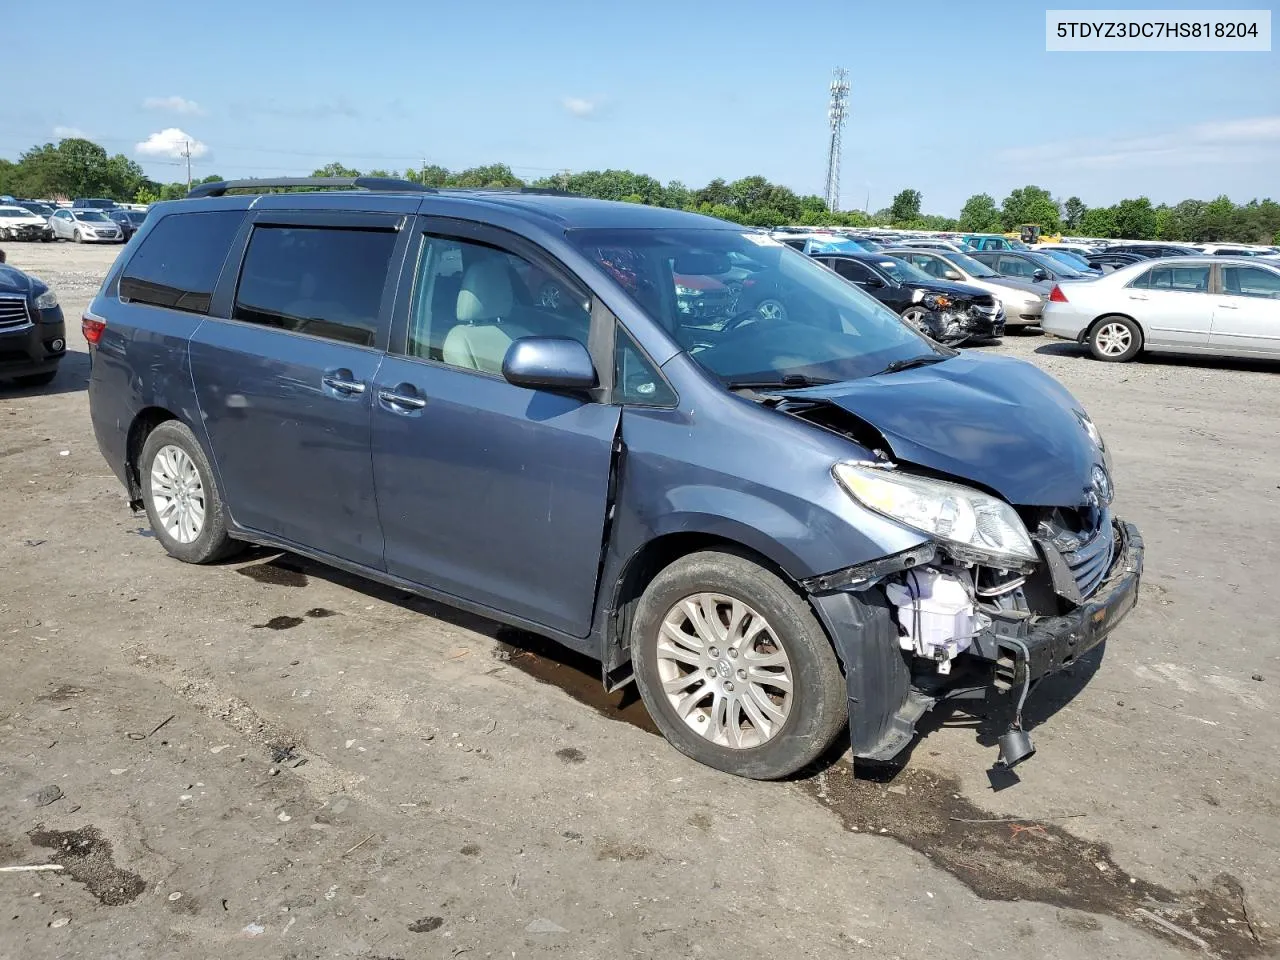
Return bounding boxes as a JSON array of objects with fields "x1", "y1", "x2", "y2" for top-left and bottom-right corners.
[
  {"x1": 82, "y1": 311, "x2": 106, "y2": 345},
  {"x1": 1048, "y1": 285, "x2": 1068, "y2": 303}
]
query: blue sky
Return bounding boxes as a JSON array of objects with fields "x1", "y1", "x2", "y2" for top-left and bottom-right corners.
[{"x1": 3, "y1": 0, "x2": 1276, "y2": 214}]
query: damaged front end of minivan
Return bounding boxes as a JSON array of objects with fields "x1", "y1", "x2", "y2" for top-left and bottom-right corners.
[{"x1": 773, "y1": 368, "x2": 1145, "y2": 770}]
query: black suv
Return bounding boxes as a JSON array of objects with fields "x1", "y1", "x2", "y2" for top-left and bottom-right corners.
[{"x1": 0, "y1": 257, "x2": 66, "y2": 386}]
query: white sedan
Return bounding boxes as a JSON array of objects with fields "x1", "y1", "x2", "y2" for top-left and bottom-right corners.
[{"x1": 1041, "y1": 257, "x2": 1280, "y2": 362}]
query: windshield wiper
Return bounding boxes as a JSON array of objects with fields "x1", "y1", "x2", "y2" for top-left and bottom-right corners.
[
  {"x1": 874, "y1": 354, "x2": 950, "y2": 376},
  {"x1": 726, "y1": 374, "x2": 835, "y2": 392}
]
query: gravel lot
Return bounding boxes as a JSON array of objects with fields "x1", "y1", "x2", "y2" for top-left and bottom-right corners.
[{"x1": 2, "y1": 242, "x2": 1277, "y2": 959}]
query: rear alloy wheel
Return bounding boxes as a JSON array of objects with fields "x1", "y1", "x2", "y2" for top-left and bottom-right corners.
[
  {"x1": 140, "y1": 421, "x2": 240, "y2": 564},
  {"x1": 631, "y1": 550, "x2": 847, "y2": 780},
  {"x1": 1088, "y1": 315, "x2": 1143, "y2": 362}
]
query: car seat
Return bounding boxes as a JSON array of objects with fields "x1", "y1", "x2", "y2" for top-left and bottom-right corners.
[{"x1": 442, "y1": 258, "x2": 533, "y2": 374}]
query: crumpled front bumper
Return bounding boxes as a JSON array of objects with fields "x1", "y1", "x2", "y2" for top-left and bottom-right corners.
[
  {"x1": 1009, "y1": 520, "x2": 1143, "y2": 682},
  {"x1": 807, "y1": 520, "x2": 1144, "y2": 763}
]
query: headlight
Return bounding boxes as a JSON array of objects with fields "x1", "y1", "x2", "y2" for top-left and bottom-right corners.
[
  {"x1": 834, "y1": 462, "x2": 1037, "y2": 565},
  {"x1": 675, "y1": 285, "x2": 701, "y2": 297},
  {"x1": 35, "y1": 287, "x2": 58, "y2": 309}
]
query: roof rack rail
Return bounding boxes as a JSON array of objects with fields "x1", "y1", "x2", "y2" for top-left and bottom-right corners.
[
  {"x1": 186, "y1": 176, "x2": 432, "y2": 199},
  {"x1": 439, "y1": 186, "x2": 582, "y2": 197}
]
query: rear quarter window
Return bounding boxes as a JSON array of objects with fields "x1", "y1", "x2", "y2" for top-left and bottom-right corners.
[{"x1": 119, "y1": 211, "x2": 246, "y2": 314}]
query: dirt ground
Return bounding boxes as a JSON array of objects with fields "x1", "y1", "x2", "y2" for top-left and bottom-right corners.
[{"x1": 2, "y1": 242, "x2": 1277, "y2": 960}]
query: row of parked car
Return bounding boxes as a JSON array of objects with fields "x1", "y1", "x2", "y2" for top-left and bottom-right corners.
[
  {"x1": 0, "y1": 197, "x2": 147, "y2": 244},
  {"x1": 756, "y1": 228, "x2": 1280, "y2": 362}
]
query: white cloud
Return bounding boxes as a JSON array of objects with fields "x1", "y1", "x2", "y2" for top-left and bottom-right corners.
[
  {"x1": 143, "y1": 95, "x2": 204, "y2": 115},
  {"x1": 135, "y1": 128, "x2": 209, "y2": 159},
  {"x1": 53, "y1": 125, "x2": 87, "y2": 139},
  {"x1": 562, "y1": 97, "x2": 599, "y2": 118},
  {"x1": 1000, "y1": 115, "x2": 1280, "y2": 170}
]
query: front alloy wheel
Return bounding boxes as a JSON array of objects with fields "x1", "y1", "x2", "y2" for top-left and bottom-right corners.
[
  {"x1": 631, "y1": 550, "x2": 847, "y2": 780},
  {"x1": 656, "y1": 594, "x2": 794, "y2": 748}
]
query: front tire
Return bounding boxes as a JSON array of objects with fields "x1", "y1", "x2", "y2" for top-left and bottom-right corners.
[
  {"x1": 140, "y1": 421, "x2": 240, "y2": 564},
  {"x1": 72, "y1": 229, "x2": 82, "y2": 243},
  {"x1": 631, "y1": 550, "x2": 847, "y2": 780},
  {"x1": 1088, "y1": 315, "x2": 1143, "y2": 362}
]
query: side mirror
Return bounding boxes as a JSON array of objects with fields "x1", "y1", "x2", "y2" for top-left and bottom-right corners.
[
  {"x1": 1032, "y1": 268, "x2": 1049, "y2": 282},
  {"x1": 864, "y1": 275, "x2": 885, "y2": 288},
  {"x1": 943, "y1": 269, "x2": 963, "y2": 281},
  {"x1": 503, "y1": 337, "x2": 597, "y2": 392}
]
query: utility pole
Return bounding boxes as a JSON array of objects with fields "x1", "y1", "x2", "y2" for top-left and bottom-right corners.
[
  {"x1": 823, "y1": 68, "x2": 849, "y2": 214},
  {"x1": 421, "y1": 157, "x2": 427, "y2": 185},
  {"x1": 183, "y1": 140, "x2": 192, "y2": 192}
]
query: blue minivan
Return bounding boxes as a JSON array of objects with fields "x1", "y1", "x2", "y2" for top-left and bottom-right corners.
[{"x1": 86, "y1": 178, "x2": 1143, "y2": 779}]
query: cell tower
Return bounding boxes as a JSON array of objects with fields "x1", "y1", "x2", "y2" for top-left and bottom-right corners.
[{"x1": 824, "y1": 68, "x2": 850, "y2": 213}]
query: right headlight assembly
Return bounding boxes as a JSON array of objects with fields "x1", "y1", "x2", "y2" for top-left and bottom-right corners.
[{"x1": 834, "y1": 462, "x2": 1037, "y2": 566}]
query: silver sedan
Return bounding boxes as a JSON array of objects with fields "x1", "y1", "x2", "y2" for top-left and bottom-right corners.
[
  {"x1": 48, "y1": 208, "x2": 124, "y2": 243},
  {"x1": 1041, "y1": 257, "x2": 1280, "y2": 361}
]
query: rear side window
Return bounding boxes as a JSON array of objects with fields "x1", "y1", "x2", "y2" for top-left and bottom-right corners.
[
  {"x1": 233, "y1": 225, "x2": 397, "y2": 347},
  {"x1": 1131, "y1": 264, "x2": 1210, "y2": 292},
  {"x1": 119, "y1": 211, "x2": 245, "y2": 314}
]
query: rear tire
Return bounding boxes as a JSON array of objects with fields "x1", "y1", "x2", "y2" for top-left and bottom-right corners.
[
  {"x1": 140, "y1": 421, "x2": 240, "y2": 564},
  {"x1": 631, "y1": 550, "x2": 847, "y2": 780},
  {"x1": 1088, "y1": 315, "x2": 1143, "y2": 362}
]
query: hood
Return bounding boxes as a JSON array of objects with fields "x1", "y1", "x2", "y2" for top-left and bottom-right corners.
[
  {"x1": 905, "y1": 278, "x2": 991, "y2": 301},
  {"x1": 0, "y1": 212, "x2": 43, "y2": 223},
  {"x1": 0, "y1": 265, "x2": 35, "y2": 296},
  {"x1": 798, "y1": 353, "x2": 1102, "y2": 507}
]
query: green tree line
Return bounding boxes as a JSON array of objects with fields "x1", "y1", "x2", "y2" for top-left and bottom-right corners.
[{"x1": 3, "y1": 137, "x2": 1277, "y2": 244}]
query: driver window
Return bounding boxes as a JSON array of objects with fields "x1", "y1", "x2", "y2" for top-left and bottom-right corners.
[
  {"x1": 833, "y1": 259, "x2": 873, "y2": 284},
  {"x1": 916, "y1": 255, "x2": 946, "y2": 279},
  {"x1": 405, "y1": 234, "x2": 591, "y2": 372}
]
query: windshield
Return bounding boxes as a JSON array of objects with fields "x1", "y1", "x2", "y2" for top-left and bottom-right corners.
[
  {"x1": 947, "y1": 251, "x2": 997, "y2": 277},
  {"x1": 1042, "y1": 249, "x2": 1092, "y2": 270},
  {"x1": 19, "y1": 203, "x2": 53, "y2": 216},
  {"x1": 570, "y1": 228, "x2": 940, "y2": 386},
  {"x1": 74, "y1": 210, "x2": 110, "y2": 222},
  {"x1": 1027, "y1": 251, "x2": 1085, "y2": 278},
  {"x1": 0, "y1": 207, "x2": 33, "y2": 217},
  {"x1": 874, "y1": 256, "x2": 935, "y2": 284},
  {"x1": 808, "y1": 236, "x2": 870, "y2": 255}
]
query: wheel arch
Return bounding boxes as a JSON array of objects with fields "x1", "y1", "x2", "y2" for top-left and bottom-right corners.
[
  {"x1": 600, "y1": 528, "x2": 819, "y2": 688},
  {"x1": 124, "y1": 406, "x2": 190, "y2": 504},
  {"x1": 1086, "y1": 311, "x2": 1145, "y2": 338}
]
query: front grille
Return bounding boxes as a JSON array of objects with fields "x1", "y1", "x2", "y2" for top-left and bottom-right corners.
[
  {"x1": 1061, "y1": 523, "x2": 1115, "y2": 598},
  {"x1": 0, "y1": 295, "x2": 33, "y2": 330},
  {"x1": 1037, "y1": 506, "x2": 1116, "y2": 601}
]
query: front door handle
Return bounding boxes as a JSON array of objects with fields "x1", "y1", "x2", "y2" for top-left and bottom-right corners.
[
  {"x1": 1127, "y1": 294, "x2": 1149, "y2": 301},
  {"x1": 378, "y1": 386, "x2": 427, "y2": 410},
  {"x1": 322, "y1": 369, "x2": 366, "y2": 395},
  {"x1": 1217, "y1": 303, "x2": 1239, "y2": 309}
]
